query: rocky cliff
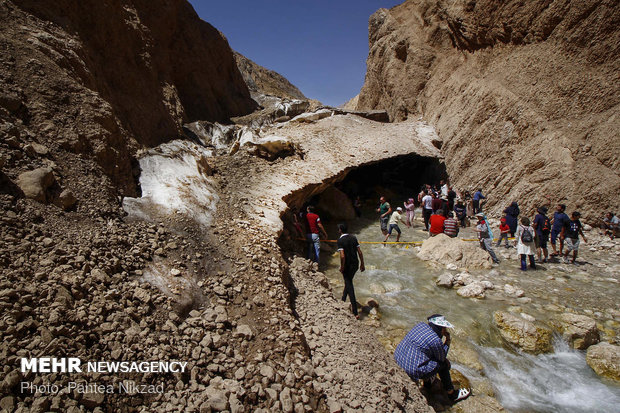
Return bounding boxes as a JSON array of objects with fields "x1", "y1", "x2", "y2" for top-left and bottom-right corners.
[
  {"x1": 234, "y1": 52, "x2": 306, "y2": 102},
  {"x1": 357, "y1": 0, "x2": 620, "y2": 220},
  {"x1": 1, "y1": 0, "x2": 256, "y2": 200}
]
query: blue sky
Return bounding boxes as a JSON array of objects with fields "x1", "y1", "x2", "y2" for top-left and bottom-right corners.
[{"x1": 188, "y1": 1, "x2": 402, "y2": 106}]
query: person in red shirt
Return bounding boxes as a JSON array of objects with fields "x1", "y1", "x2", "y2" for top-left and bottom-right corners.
[
  {"x1": 429, "y1": 210, "x2": 447, "y2": 236},
  {"x1": 496, "y1": 216, "x2": 510, "y2": 248},
  {"x1": 306, "y1": 206, "x2": 328, "y2": 263}
]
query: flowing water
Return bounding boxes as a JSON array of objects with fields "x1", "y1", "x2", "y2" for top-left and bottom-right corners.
[{"x1": 322, "y1": 210, "x2": 620, "y2": 413}]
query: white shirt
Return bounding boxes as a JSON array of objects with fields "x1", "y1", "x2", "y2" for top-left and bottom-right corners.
[
  {"x1": 422, "y1": 195, "x2": 433, "y2": 210},
  {"x1": 441, "y1": 184, "x2": 448, "y2": 197},
  {"x1": 388, "y1": 211, "x2": 406, "y2": 226}
]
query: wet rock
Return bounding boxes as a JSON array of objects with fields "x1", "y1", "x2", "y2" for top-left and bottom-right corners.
[
  {"x1": 493, "y1": 311, "x2": 552, "y2": 353},
  {"x1": 586, "y1": 342, "x2": 620, "y2": 382},
  {"x1": 316, "y1": 186, "x2": 356, "y2": 220},
  {"x1": 456, "y1": 282, "x2": 486, "y2": 298},
  {"x1": 16, "y1": 167, "x2": 55, "y2": 202},
  {"x1": 556, "y1": 313, "x2": 600, "y2": 350},
  {"x1": 418, "y1": 234, "x2": 492, "y2": 269},
  {"x1": 452, "y1": 395, "x2": 505, "y2": 413},
  {"x1": 436, "y1": 272, "x2": 455, "y2": 288},
  {"x1": 449, "y1": 339, "x2": 484, "y2": 372}
]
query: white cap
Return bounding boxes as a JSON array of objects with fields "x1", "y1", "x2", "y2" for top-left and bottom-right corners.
[
  {"x1": 428, "y1": 315, "x2": 454, "y2": 328},
  {"x1": 396, "y1": 207, "x2": 403, "y2": 212}
]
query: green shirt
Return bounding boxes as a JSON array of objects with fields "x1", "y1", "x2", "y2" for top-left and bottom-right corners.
[{"x1": 379, "y1": 202, "x2": 390, "y2": 215}]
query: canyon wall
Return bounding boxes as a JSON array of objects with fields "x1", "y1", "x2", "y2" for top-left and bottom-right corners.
[
  {"x1": 234, "y1": 52, "x2": 306, "y2": 101},
  {"x1": 357, "y1": 0, "x2": 620, "y2": 220},
  {"x1": 1, "y1": 0, "x2": 256, "y2": 198}
]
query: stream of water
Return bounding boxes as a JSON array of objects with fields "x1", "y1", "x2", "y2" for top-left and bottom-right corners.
[{"x1": 322, "y1": 211, "x2": 620, "y2": 413}]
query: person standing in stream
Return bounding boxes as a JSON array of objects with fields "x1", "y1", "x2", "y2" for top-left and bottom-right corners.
[
  {"x1": 337, "y1": 223, "x2": 365, "y2": 319},
  {"x1": 421, "y1": 190, "x2": 433, "y2": 230},
  {"x1": 376, "y1": 196, "x2": 392, "y2": 236}
]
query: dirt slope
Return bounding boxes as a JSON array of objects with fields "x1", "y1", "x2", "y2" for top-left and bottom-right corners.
[
  {"x1": 1, "y1": 0, "x2": 256, "y2": 198},
  {"x1": 356, "y1": 0, "x2": 620, "y2": 221}
]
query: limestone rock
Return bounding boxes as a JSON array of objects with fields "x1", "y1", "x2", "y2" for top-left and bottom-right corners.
[
  {"x1": 456, "y1": 282, "x2": 486, "y2": 298},
  {"x1": 436, "y1": 272, "x2": 455, "y2": 288},
  {"x1": 418, "y1": 234, "x2": 491, "y2": 269},
  {"x1": 586, "y1": 342, "x2": 620, "y2": 382},
  {"x1": 240, "y1": 134, "x2": 298, "y2": 161},
  {"x1": 493, "y1": 311, "x2": 553, "y2": 353},
  {"x1": 557, "y1": 313, "x2": 600, "y2": 350},
  {"x1": 291, "y1": 109, "x2": 333, "y2": 123},
  {"x1": 16, "y1": 167, "x2": 55, "y2": 202}
]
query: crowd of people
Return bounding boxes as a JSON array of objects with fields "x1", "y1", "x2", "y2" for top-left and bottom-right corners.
[
  {"x1": 374, "y1": 180, "x2": 607, "y2": 269},
  {"x1": 292, "y1": 182, "x2": 616, "y2": 405}
]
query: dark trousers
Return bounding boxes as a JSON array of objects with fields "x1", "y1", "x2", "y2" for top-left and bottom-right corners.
[
  {"x1": 341, "y1": 271, "x2": 358, "y2": 316},
  {"x1": 520, "y1": 254, "x2": 536, "y2": 270},
  {"x1": 423, "y1": 208, "x2": 432, "y2": 230},
  {"x1": 473, "y1": 199, "x2": 480, "y2": 214},
  {"x1": 424, "y1": 359, "x2": 455, "y2": 392}
]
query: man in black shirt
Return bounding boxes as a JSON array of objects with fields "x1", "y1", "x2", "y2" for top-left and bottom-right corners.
[
  {"x1": 560, "y1": 211, "x2": 587, "y2": 264},
  {"x1": 337, "y1": 223, "x2": 366, "y2": 319}
]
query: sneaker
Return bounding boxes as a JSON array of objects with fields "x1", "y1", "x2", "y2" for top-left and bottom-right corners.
[
  {"x1": 450, "y1": 388, "x2": 471, "y2": 403},
  {"x1": 563, "y1": 256, "x2": 570, "y2": 264}
]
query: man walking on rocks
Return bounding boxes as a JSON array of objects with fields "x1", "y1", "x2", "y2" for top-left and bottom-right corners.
[
  {"x1": 306, "y1": 206, "x2": 328, "y2": 263},
  {"x1": 394, "y1": 315, "x2": 470, "y2": 403},
  {"x1": 337, "y1": 223, "x2": 365, "y2": 319}
]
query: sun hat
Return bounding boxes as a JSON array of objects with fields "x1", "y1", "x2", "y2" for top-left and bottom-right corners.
[{"x1": 427, "y1": 315, "x2": 453, "y2": 329}]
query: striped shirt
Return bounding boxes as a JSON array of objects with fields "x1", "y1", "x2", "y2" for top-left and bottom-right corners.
[
  {"x1": 394, "y1": 322, "x2": 448, "y2": 380},
  {"x1": 444, "y1": 218, "x2": 459, "y2": 237}
]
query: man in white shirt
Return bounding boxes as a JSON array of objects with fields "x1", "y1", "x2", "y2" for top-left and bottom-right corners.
[
  {"x1": 384, "y1": 207, "x2": 410, "y2": 242},
  {"x1": 421, "y1": 191, "x2": 433, "y2": 231}
]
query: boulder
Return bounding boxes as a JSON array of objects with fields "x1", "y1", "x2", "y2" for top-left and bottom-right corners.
[
  {"x1": 493, "y1": 311, "x2": 553, "y2": 353},
  {"x1": 317, "y1": 186, "x2": 356, "y2": 220},
  {"x1": 418, "y1": 234, "x2": 492, "y2": 269},
  {"x1": 16, "y1": 167, "x2": 55, "y2": 202},
  {"x1": 240, "y1": 134, "x2": 297, "y2": 161},
  {"x1": 556, "y1": 313, "x2": 600, "y2": 350},
  {"x1": 57, "y1": 189, "x2": 77, "y2": 210},
  {"x1": 456, "y1": 282, "x2": 486, "y2": 299},
  {"x1": 586, "y1": 342, "x2": 620, "y2": 382}
]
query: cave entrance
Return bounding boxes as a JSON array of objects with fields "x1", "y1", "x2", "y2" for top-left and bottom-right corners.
[{"x1": 279, "y1": 153, "x2": 446, "y2": 261}]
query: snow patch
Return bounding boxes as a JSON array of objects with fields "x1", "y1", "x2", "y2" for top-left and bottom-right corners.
[{"x1": 123, "y1": 140, "x2": 218, "y2": 228}]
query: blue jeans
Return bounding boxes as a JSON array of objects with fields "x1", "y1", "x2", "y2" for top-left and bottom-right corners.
[{"x1": 307, "y1": 233, "x2": 320, "y2": 263}]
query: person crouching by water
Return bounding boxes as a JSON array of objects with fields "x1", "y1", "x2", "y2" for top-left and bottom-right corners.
[
  {"x1": 376, "y1": 196, "x2": 392, "y2": 236},
  {"x1": 394, "y1": 315, "x2": 471, "y2": 403},
  {"x1": 515, "y1": 217, "x2": 536, "y2": 271},
  {"x1": 337, "y1": 223, "x2": 365, "y2": 319},
  {"x1": 384, "y1": 207, "x2": 410, "y2": 242},
  {"x1": 475, "y1": 213, "x2": 500, "y2": 264}
]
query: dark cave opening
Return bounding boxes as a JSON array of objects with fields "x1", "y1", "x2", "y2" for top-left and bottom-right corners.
[{"x1": 279, "y1": 153, "x2": 447, "y2": 260}]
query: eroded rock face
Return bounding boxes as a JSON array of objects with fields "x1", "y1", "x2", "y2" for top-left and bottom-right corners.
[
  {"x1": 418, "y1": 233, "x2": 492, "y2": 269},
  {"x1": 1, "y1": 0, "x2": 256, "y2": 197},
  {"x1": 493, "y1": 311, "x2": 552, "y2": 354},
  {"x1": 556, "y1": 313, "x2": 600, "y2": 350},
  {"x1": 586, "y1": 342, "x2": 620, "y2": 382},
  {"x1": 356, "y1": 0, "x2": 620, "y2": 221},
  {"x1": 234, "y1": 52, "x2": 306, "y2": 101}
]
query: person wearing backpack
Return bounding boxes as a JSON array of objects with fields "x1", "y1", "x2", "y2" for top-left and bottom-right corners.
[
  {"x1": 532, "y1": 207, "x2": 551, "y2": 263},
  {"x1": 515, "y1": 217, "x2": 536, "y2": 271}
]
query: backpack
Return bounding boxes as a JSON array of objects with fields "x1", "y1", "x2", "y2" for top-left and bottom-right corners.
[
  {"x1": 541, "y1": 216, "x2": 551, "y2": 233},
  {"x1": 520, "y1": 226, "x2": 533, "y2": 243}
]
